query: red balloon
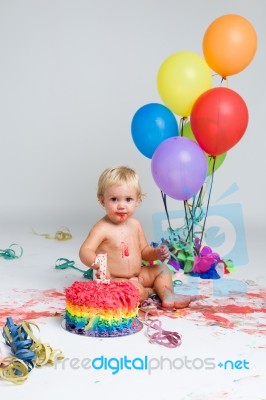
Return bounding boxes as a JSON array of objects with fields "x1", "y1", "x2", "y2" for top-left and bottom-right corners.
[{"x1": 190, "y1": 87, "x2": 249, "y2": 155}]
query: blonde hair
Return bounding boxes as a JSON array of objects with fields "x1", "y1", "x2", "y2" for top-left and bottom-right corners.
[{"x1": 97, "y1": 166, "x2": 144, "y2": 201}]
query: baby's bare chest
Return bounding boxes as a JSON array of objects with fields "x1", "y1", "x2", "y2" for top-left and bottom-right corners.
[{"x1": 103, "y1": 226, "x2": 139, "y2": 251}]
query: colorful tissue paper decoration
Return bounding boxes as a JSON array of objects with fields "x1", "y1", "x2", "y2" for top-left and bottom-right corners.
[
  {"x1": 149, "y1": 236, "x2": 234, "y2": 280},
  {"x1": 0, "y1": 317, "x2": 64, "y2": 384}
]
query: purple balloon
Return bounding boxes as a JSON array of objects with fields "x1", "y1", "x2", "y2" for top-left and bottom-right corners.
[{"x1": 151, "y1": 136, "x2": 207, "y2": 200}]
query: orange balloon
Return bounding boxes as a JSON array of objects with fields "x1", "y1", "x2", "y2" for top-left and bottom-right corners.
[{"x1": 203, "y1": 14, "x2": 257, "y2": 77}]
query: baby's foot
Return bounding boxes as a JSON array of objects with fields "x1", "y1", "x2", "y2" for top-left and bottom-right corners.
[{"x1": 162, "y1": 289, "x2": 196, "y2": 309}]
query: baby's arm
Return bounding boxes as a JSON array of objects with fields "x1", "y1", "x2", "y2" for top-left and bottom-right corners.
[
  {"x1": 138, "y1": 222, "x2": 170, "y2": 262},
  {"x1": 142, "y1": 244, "x2": 170, "y2": 262},
  {"x1": 79, "y1": 222, "x2": 105, "y2": 268}
]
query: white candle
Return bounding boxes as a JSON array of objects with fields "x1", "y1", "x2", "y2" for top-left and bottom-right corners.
[{"x1": 94, "y1": 253, "x2": 110, "y2": 284}]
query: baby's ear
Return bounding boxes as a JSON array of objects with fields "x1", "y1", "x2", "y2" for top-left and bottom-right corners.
[
  {"x1": 98, "y1": 195, "x2": 104, "y2": 206},
  {"x1": 137, "y1": 196, "x2": 142, "y2": 205}
]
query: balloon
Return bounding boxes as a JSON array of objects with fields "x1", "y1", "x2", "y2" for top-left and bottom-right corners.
[
  {"x1": 131, "y1": 103, "x2": 178, "y2": 159},
  {"x1": 182, "y1": 122, "x2": 227, "y2": 175},
  {"x1": 157, "y1": 51, "x2": 212, "y2": 117},
  {"x1": 190, "y1": 87, "x2": 249, "y2": 156},
  {"x1": 151, "y1": 136, "x2": 207, "y2": 201},
  {"x1": 203, "y1": 14, "x2": 257, "y2": 77}
]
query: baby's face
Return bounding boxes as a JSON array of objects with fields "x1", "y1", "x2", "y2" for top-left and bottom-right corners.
[{"x1": 100, "y1": 184, "x2": 139, "y2": 224}]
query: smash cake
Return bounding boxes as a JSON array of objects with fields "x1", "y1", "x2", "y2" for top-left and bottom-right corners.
[{"x1": 65, "y1": 254, "x2": 142, "y2": 337}]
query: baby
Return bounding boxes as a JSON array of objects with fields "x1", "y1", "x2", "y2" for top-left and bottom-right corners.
[{"x1": 79, "y1": 166, "x2": 194, "y2": 309}]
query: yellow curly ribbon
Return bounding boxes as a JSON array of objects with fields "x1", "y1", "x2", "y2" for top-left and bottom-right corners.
[
  {"x1": 21, "y1": 321, "x2": 64, "y2": 366},
  {"x1": 0, "y1": 356, "x2": 29, "y2": 384},
  {"x1": 32, "y1": 227, "x2": 72, "y2": 241},
  {"x1": 1, "y1": 319, "x2": 64, "y2": 384}
]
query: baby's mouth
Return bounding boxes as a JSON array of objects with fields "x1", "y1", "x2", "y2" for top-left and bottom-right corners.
[{"x1": 116, "y1": 212, "x2": 127, "y2": 220}]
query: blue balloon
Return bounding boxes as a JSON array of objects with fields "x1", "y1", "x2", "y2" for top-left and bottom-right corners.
[{"x1": 131, "y1": 103, "x2": 179, "y2": 159}]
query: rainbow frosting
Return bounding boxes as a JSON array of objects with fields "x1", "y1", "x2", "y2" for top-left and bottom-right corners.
[{"x1": 65, "y1": 280, "x2": 142, "y2": 337}]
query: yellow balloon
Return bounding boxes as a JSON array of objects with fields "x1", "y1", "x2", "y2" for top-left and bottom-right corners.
[{"x1": 157, "y1": 51, "x2": 212, "y2": 117}]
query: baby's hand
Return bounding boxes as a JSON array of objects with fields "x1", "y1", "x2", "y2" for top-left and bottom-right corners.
[
  {"x1": 91, "y1": 261, "x2": 110, "y2": 280},
  {"x1": 155, "y1": 245, "x2": 170, "y2": 262},
  {"x1": 96, "y1": 267, "x2": 111, "y2": 280}
]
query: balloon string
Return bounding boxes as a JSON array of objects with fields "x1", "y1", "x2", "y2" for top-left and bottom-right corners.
[
  {"x1": 160, "y1": 191, "x2": 172, "y2": 230},
  {"x1": 179, "y1": 117, "x2": 187, "y2": 136},
  {"x1": 185, "y1": 197, "x2": 196, "y2": 243},
  {"x1": 184, "y1": 185, "x2": 205, "y2": 249},
  {"x1": 183, "y1": 200, "x2": 189, "y2": 234},
  {"x1": 220, "y1": 76, "x2": 229, "y2": 87},
  {"x1": 199, "y1": 156, "x2": 216, "y2": 247}
]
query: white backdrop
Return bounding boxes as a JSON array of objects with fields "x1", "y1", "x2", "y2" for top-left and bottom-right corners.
[{"x1": 0, "y1": 0, "x2": 265, "y2": 263}]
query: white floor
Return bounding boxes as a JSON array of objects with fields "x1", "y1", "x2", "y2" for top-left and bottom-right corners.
[{"x1": 0, "y1": 223, "x2": 265, "y2": 400}]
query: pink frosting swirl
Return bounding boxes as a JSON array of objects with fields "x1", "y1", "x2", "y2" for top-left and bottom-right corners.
[{"x1": 66, "y1": 280, "x2": 140, "y2": 310}]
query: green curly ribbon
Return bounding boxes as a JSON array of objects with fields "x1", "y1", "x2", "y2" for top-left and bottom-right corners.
[
  {"x1": 166, "y1": 237, "x2": 196, "y2": 273},
  {"x1": 223, "y1": 259, "x2": 235, "y2": 273},
  {"x1": 173, "y1": 279, "x2": 183, "y2": 287},
  {"x1": 55, "y1": 258, "x2": 93, "y2": 279},
  {"x1": 0, "y1": 244, "x2": 23, "y2": 260}
]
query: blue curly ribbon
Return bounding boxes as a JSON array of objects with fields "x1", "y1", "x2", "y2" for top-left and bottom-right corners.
[
  {"x1": 3, "y1": 318, "x2": 36, "y2": 372},
  {"x1": 2, "y1": 317, "x2": 64, "y2": 376}
]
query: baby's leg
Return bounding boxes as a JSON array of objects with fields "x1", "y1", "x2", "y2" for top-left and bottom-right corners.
[
  {"x1": 139, "y1": 265, "x2": 195, "y2": 309},
  {"x1": 112, "y1": 277, "x2": 153, "y2": 302},
  {"x1": 129, "y1": 277, "x2": 154, "y2": 301}
]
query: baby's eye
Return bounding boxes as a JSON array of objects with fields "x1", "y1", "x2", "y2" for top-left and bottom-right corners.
[
  {"x1": 126, "y1": 197, "x2": 133, "y2": 203},
  {"x1": 111, "y1": 197, "x2": 118, "y2": 202}
]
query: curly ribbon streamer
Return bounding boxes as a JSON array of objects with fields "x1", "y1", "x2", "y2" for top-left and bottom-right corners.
[
  {"x1": 152, "y1": 238, "x2": 195, "y2": 273},
  {"x1": 161, "y1": 191, "x2": 206, "y2": 246},
  {"x1": 32, "y1": 227, "x2": 72, "y2": 241},
  {"x1": 221, "y1": 259, "x2": 235, "y2": 274},
  {"x1": 0, "y1": 356, "x2": 29, "y2": 384},
  {"x1": 153, "y1": 236, "x2": 234, "y2": 279},
  {"x1": 146, "y1": 318, "x2": 182, "y2": 348},
  {"x1": 0, "y1": 244, "x2": 23, "y2": 260},
  {"x1": 1, "y1": 317, "x2": 64, "y2": 384},
  {"x1": 139, "y1": 297, "x2": 182, "y2": 348},
  {"x1": 55, "y1": 258, "x2": 93, "y2": 279}
]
